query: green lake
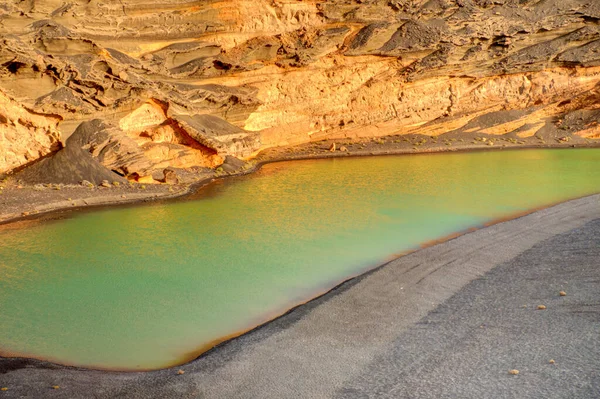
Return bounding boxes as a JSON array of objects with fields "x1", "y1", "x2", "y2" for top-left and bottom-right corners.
[{"x1": 1, "y1": 149, "x2": 599, "y2": 371}]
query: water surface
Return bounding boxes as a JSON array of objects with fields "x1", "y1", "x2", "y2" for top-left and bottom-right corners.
[{"x1": 1, "y1": 149, "x2": 599, "y2": 370}]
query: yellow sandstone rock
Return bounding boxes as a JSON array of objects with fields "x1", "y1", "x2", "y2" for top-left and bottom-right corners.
[
  {"x1": 1, "y1": 0, "x2": 600, "y2": 183},
  {"x1": 137, "y1": 176, "x2": 156, "y2": 184}
]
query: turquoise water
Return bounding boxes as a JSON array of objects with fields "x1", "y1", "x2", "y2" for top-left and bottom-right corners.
[{"x1": 0, "y1": 149, "x2": 599, "y2": 370}]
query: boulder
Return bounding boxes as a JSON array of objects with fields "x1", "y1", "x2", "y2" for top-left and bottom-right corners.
[{"x1": 171, "y1": 114, "x2": 260, "y2": 158}]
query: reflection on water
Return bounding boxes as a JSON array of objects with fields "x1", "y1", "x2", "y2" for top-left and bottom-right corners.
[{"x1": 1, "y1": 149, "x2": 599, "y2": 370}]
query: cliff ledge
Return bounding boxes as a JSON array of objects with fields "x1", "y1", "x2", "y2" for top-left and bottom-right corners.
[{"x1": 2, "y1": 0, "x2": 600, "y2": 183}]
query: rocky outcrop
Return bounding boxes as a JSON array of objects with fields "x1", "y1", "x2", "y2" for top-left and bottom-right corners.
[
  {"x1": 0, "y1": 89, "x2": 61, "y2": 174},
  {"x1": 14, "y1": 120, "x2": 129, "y2": 185},
  {"x1": 171, "y1": 114, "x2": 259, "y2": 158},
  {"x1": 2, "y1": 0, "x2": 600, "y2": 182}
]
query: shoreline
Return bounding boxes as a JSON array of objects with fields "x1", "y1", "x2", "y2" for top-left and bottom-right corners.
[
  {"x1": 155, "y1": 190, "x2": 600, "y2": 374},
  {"x1": 1, "y1": 177, "x2": 599, "y2": 372},
  {"x1": 2, "y1": 140, "x2": 599, "y2": 226},
  {"x1": 0, "y1": 194, "x2": 598, "y2": 397}
]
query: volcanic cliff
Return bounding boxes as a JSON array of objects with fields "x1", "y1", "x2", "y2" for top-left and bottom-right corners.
[{"x1": 1, "y1": 0, "x2": 600, "y2": 184}]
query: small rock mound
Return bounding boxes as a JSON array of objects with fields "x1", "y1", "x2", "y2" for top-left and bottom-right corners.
[{"x1": 14, "y1": 121, "x2": 129, "y2": 185}]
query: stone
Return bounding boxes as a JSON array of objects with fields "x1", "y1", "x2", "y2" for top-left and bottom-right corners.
[
  {"x1": 0, "y1": 89, "x2": 61, "y2": 174},
  {"x1": 12, "y1": 123, "x2": 129, "y2": 185},
  {"x1": 1, "y1": 0, "x2": 600, "y2": 180},
  {"x1": 68, "y1": 120, "x2": 153, "y2": 178},
  {"x1": 220, "y1": 156, "x2": 246, "y2": 173},
  {"x1": 163, "y1": 169, "x2": 180, "y2": 185},
  {"x1": 171, "y1": 115, "x2": 260, "y2": 158},
  {"x1": 137, "y1": 175, "x2": 155, "y2": 184}
]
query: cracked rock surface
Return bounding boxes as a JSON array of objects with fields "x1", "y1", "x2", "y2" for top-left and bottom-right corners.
[{"x1": 1, "y1": 0, "x2": 600, "y2": 183}]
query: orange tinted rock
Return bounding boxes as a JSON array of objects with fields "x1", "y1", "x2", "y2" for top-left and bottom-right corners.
[
  {"x1": 2, "y1": 0, "x2": 600, "y2": 180},
  {"x1": 137, "y1": 175, "x2": 156, "y2": 184}
]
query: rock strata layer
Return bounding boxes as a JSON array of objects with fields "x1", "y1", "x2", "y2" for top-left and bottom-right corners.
[{"x1": 1, "y1": 0, "x2": 600, "y2": 182}]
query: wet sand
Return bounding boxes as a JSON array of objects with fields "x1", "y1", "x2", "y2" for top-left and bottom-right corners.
[{"x1": 1, "y1": 194, "x2": 598, "y2": 398}]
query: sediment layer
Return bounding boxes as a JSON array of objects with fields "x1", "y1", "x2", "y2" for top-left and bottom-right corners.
[{"x1": 1, "y1": 0, "x2": 600, "y2": 183}]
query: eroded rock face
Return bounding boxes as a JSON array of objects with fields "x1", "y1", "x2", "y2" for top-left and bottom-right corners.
[
  {"x1": 13, "y1": 120, "x2": 129, "y2": 185},
  {"x1": 0, "y1": 89, "x2": 61, "y2": 175},
  {"x1": 2, "y1": 0, "x2": 600, "y2": 180}
]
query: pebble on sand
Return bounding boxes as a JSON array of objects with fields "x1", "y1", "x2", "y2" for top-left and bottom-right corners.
[
  {"x1": 509, "y1": 369, "x2": 519, "y2": 375},
  {"x1": 537, "y1": 305, "x2": 547, "y2": 310}
]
